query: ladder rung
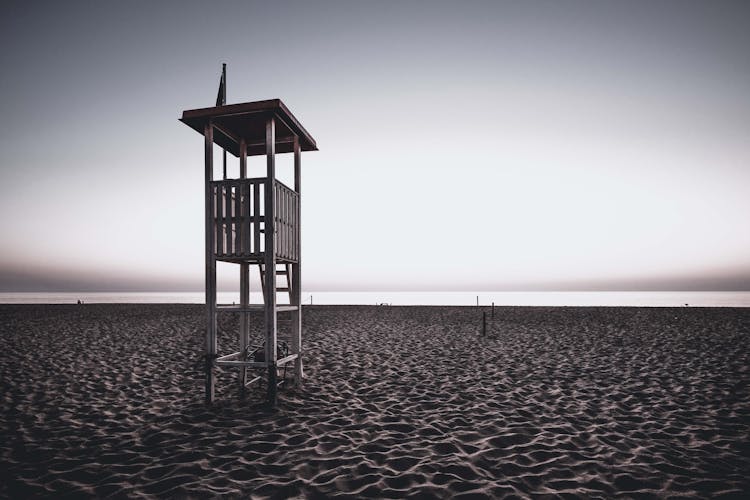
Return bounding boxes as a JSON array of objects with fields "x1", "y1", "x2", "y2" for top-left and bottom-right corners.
[{"x1": 278, "y1": 287, "x2": 290, "y2": 292}]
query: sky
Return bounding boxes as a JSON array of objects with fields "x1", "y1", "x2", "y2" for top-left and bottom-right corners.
[{"x1": 1, "y1": 0, "x2": 749, "y2": 292}]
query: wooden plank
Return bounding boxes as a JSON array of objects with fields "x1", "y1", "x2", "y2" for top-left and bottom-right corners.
[
  {"x1": 291, "y1": 134, "x2": 303, "y2": 384},
  {"x1": 243, "y1": 184, "x2": 251, "y2": 255},
  {"x1": 289, "y1": 189, "x2": 293, "y2": 259},
  {"x1": 216, "y1": 186, "x2": 224, "y2": 256},
  {"x1": 216, "y1": 360, "x2": 271, "y2": 368},
  {"x1": 254, "y1": 182, "x2": 261, "y2": 254},
  {"x1": 258, "y1": 263, "x2": 266, "y2": 296},
  {"x1": 295, "y1": 192, "x2": 299, "y2": 258},
  {"x1": 235, "y1": 183, "x2": 242, "y2": 255},
  {"x1": 204, "y1": 122, "x2": 217, "y2": 404},
  {"x1": 217, "y1": 351, "x2": 241, "y2": 362},
  {"x1": 210, "y1": 176, "x2": 267, "y2": 184},
  {"x1": 280, "y1": 184, "x2": 285, "y2": 259},
  {"x1": 211, "y1": 185, "x2": 218, "y2": 254},
  {"x1": 282, "y1": 187, "x2": 287, "y2": 260},
  {"x1": 274, "y1": 182, "x2": 280, "y2": 259},
  {"x1": 265, "y1": 117, "x2": 278, "y2": 406},
  {"x1": 239, "y1": 260, "x2": 249, "y2": 391},
  {"x1": 281, "y1": 184, "x2": 287, "y2": 259},
  {"x1": 286, "y1": 188, "x2": 292, "y2": 259},
  {"x1": 225, "y1": 183, "x2": 232, "y2": 256},
  {"x1": 239, "y1": 138, "x2": 247, "y2": 255},
  {"x1": 238, "y1": 140, "x2": 249, "y2": 391},
  {"x1": 277, "y1": 353, "x2": 299, "y2": 366},
  {"x1": 216, "y1": 304, "x2": 299, "y2": 312}
]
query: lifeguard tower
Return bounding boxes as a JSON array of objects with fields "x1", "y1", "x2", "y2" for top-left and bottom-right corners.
[{"x1": 180, "y1": 84, "x2": 317, "y2": 405}]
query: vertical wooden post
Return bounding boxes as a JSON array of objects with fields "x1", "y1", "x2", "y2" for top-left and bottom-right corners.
[
  {"x1": 264, "y1": 117, "x2": 278, "y2": 405},
  {"x1": 239, "y1": 138, "x2": 248, "y2": 392},
  {"x1": 204, "y1": 122, "x2": 217, "y2": 405},
  {"x1": 291, "y1": 135, "x2": 304, "y2": 384}
]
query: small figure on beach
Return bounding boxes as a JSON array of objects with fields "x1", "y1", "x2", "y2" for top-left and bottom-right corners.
[{"x1": 77, "y1": 299, "x2": 82, "y2": 305}]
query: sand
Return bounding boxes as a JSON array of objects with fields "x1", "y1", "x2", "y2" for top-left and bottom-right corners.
[{"x1": 1, "y1": 304, "x2": 748, "y2": 498}]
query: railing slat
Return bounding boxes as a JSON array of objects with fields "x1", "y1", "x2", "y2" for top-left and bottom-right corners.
[
  {"x1": 224, "y1": 183, "x2": 233, "y2": 255},
  {"x1": 289, "y1": 191, "x2": 297, "y2": 260},
  {"x1": 281, "y1": 184, "x2": 287, "y2": 259},
  {"x1": 276, "y1": 184, "x2": 286, "y2": 258},
  {"x1": 217, "y1": 185, "x2": 224, "y2": 256},
  {"x1": 286, "y1": 188, "x2": 291, "y2": 260},
  {"x1": 254, "y1": 182, "x2": 261, "y2": 255},
  {"x1": 235, "y1": 182, "x2": 242, "y2": 255},
  {"x1": 212, "y1": 185, "x2": 218, "y2": 255},
  {"x1": 293, "y1": 191, "x2": 298, "y2": 261},
  {"x1": 242, "y1": 183, "x2": 250, "y2": 256}
]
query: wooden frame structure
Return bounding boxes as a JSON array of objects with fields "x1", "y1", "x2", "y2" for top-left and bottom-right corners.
[{"x1": 180, "y1": 99, "x2": 317, "y2": 405}]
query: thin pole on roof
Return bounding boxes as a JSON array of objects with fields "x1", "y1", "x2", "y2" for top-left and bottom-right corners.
[{"x1": 216, "y1": 63, "x2": 227, "y2": 179}]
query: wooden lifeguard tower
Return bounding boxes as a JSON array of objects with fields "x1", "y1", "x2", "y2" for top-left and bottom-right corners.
[{"x1": 179, "y1": 78, "x2": 317, "y2": 405}]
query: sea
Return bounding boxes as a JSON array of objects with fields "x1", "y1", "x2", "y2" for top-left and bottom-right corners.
[{"x1": 1, "y1": 291, "x2": 749, "y2": 307}]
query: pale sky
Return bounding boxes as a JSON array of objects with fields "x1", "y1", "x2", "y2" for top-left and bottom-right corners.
[{"x1": 1, "y1": 1, "x2": 749, "y2": 292}]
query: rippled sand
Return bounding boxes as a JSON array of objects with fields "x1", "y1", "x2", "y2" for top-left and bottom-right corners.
[{"x1": 1, "y1": 304, "x2": 749, "y2": 498}]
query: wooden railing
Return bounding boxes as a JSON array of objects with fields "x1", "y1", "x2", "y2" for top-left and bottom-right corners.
[
  {"x1": 274, "y1": 181, "x2": 299, "y2": 262},
  {"x1": 210, "y1": 178, "x2": 299, "y2": 262}
]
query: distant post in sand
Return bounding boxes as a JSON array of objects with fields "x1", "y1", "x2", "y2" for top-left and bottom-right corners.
[{"x1": 180, "y1": 67, "x2": 318, "y2": 406}]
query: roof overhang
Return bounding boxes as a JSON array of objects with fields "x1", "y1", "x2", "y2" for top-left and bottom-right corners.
[{"x1": 180, "y1": 99, "x2": 318, "y2": 157}]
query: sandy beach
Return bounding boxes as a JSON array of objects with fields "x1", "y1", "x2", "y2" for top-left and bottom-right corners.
[{"x1": 1, "y1": 304, "x2": 748, "y2": 498}]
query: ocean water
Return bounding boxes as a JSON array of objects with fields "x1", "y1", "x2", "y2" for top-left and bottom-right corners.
[{"x1": 1, "y1": 291, "x2": 749, "y2": 307}]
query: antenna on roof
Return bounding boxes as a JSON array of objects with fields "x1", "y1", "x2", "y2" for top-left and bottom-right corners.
[
  {"x1": 216, "y1": 64, "x2": 227, "y2": 179},
  {"x1": 216, "y1": 63, "x2": 226, "y2": 106}
]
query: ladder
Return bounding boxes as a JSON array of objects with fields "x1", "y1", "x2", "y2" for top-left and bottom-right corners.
[{"x1": 258, "y1": 263, "x2": 293, "y2": 304}]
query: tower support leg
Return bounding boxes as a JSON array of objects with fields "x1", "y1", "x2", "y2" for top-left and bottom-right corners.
[
  {"x1": 204, "y1": 121, "x2": 216, "y2": 405},
  {"x1": 239, "y1": 263, "x2": 249, "y2": 393},
  {"x1": 238, "y1": 137, "x2": 249, "y2": 395},
  {"x1": 264, "y1": 116, "x2": 278, "y2": 406},
  {"x1": 291, "y1": 262, "x2": 303, "y2": 385},
  {"x1": 292, "y1": 135, "x2": 303, "y2": 385}
]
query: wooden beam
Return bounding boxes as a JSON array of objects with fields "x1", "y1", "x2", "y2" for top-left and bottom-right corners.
[
  {"x1": 217, "y1": 351, "x2": 241, "y2": 362},
  {"x1": 216, "y1": 304, "x2": 299, "y2": 313},
  {"x1": 277, "y1": 353, "x2": 299, "y2": 366},
  {"x1": 216, "y1": 360, "x2": 273, "y2": 368},
  {"x1": 254, "y1": 182, "x2": 261, "y2": 254},
  {"x1": 239, "y1": 138, "x2": 249, "y2": 392},
  {"x1": 204, "y1": 121, "x2": 217, "y2": 405},
  {"x1": 291, "y1": 135, "x2": 303, "y2": 384},
  {"x1": 224, "y1": 183, "x2": 232, "y2": 255},
  {"x1": 265, "y1": 117, "x2": 278, "y2": 406},
  {"x1": 244, "y1": 136, "x2": 298, "y2": 148}
]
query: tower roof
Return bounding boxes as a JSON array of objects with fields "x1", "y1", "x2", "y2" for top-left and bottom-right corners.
[{"x1": 180, "y1": 99, "x2": 318, "y2": 157}]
